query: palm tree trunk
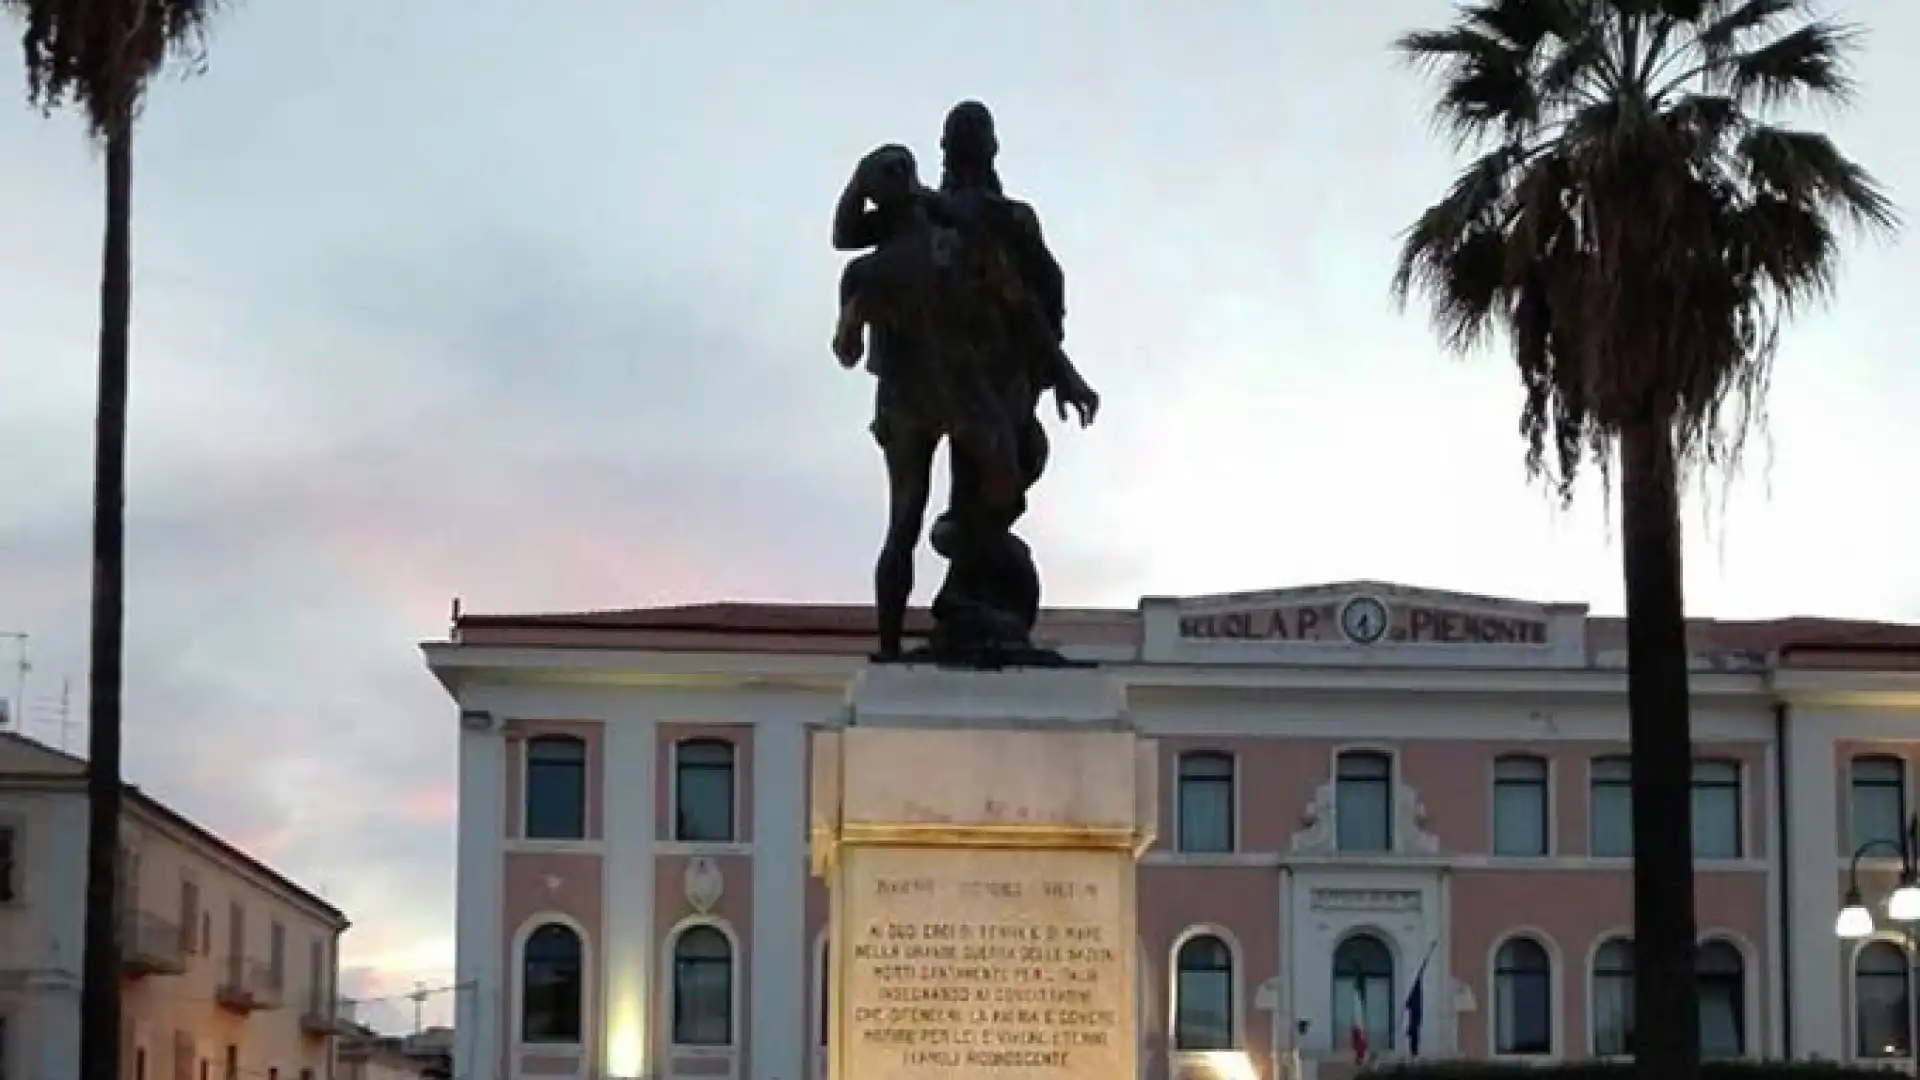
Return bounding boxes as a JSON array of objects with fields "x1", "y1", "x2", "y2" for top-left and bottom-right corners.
[
  {"x1": 78, "y1": 117, "x2": 133, "y2": 1080},
  {"x1": 1620, "y1": 413, "x2": 1700, "y2": 1079}
]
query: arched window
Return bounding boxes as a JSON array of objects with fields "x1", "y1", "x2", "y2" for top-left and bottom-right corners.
[
  {"x1": 1173, "y1": 935, "x2": 1233, "y2": 1050},
  {"x1": 524, "y1": 736, "x2": 587, "y2": 840},
  {"x1": 1856, "y1": 940, "x2": 1911, "y2": 1058},
  {"x1": 1176, "y1": 752, "x2": 1235, "y2": 853},
  {"x1": 520, "y1": 923, "x2": 584, "y2": 1043},
  {"x1": 1591, "y1": 938, "x2": 1634, "y2": 1056},
  {"x1": 1335, "y1": 752, "x2": 1393, "y2": 852},
  {"x1": 1493, "y1": 937, "x2": 1551, "y2": 1055},
  {"x1": 672, "y1": 926, "x2": 733, "y2": 1046},
  {"x1": 675, "y1": 739, "x2": 736, "y2": 843},
  {"x1": 1332, "y1": 934, "x2": 1395, "y2": 1053},
  {"x1": 1697, "y1": 940, "x2": 1745, "y2": 1058}
]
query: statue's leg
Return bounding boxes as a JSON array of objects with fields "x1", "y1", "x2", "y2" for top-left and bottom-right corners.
[{"x1": 872, "y1": 406, "x2": 937, "y2": 661}]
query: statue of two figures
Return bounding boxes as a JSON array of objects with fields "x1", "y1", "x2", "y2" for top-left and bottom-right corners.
[{"x1": 831, "y1": 100, "x2": 1101, "y2": 668}]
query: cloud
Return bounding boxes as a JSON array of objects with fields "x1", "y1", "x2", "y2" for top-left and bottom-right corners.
[{"x1": 1, "y1": 0, "x2": 1915, "y2": 1028}]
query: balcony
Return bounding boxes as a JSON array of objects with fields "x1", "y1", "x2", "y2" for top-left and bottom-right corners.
[
  {"x1": 119, "y1": 910, "x2": 186, "y2": 977},
  {"x1": 215, "y1": 959, "x2": 285, "y2": 1013},
  {"x1": 299, "y1": 997, "x2": 355, "y2": 1038}
]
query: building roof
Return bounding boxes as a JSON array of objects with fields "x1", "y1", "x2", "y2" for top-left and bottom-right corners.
[
  {"x1": 0, "y1": 730, "x2": 348, "y2": 928},
  {"x1": 449, "y1": 597, "x2": 1920, "y2": 667}
]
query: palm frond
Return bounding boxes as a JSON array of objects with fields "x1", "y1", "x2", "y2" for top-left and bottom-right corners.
[
  {"x1": 1738, "y1": 123, "x2": 1897, "y2": 230},
  {"x1": 1723, "y1": 19, "x2": 1860, "y2": 107},
  {"x1": 8, "y1": 0, "x2": 221, "y2": 137}
]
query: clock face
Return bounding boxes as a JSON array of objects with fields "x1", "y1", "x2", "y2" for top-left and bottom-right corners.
[{"x1": 1339, "y1": 596, "x2": 1390, "y2": 645}]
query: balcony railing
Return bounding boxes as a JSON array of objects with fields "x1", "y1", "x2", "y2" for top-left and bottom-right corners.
[
  {"x1": 119, "y1": 909, "x2": 186, "y2": 977},
  {"x1": 299, "y1": 996, "x2": 354, "y2": 1037},
  {"x1": 216, "y1": 959, "x2": 285, "y2": 1013}
]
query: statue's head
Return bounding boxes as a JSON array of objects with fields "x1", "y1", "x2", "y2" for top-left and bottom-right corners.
[
  {"x1": 861, "y1": 143, "x2": 920, "y2": 210},
  {"x1": 940, "y1": 100, "x2": 998, "y2": 167}
]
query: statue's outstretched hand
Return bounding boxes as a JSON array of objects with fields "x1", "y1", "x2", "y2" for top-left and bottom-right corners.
[{"x1": 1054, "y1": 368, "x2": 1100, "y2": 428}]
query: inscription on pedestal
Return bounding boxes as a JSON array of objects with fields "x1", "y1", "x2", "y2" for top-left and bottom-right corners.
[{"x1": 838, "y1": 846, "x2": 1131, "y2": 1080}]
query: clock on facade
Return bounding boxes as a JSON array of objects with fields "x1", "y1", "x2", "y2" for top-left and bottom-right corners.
[{"x1": 1338, "y1": 595, "x2": 1390, "y2": 645}]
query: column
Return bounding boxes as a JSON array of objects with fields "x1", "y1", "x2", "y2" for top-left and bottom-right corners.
[
  {"x1": 602, "y1": 716, "x2": 656, "y2": 1080},
  {"x1": 751, "y1": 719, "x2": 806, "y2": 1080},
  {"x1": 1784, "y1": 712, "x2": 1841, "y2": 1058},
  {"x1": 456, "y1": 723, "x2": 507, "y2": 1080}
]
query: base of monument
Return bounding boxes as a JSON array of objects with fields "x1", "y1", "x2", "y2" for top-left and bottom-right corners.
[{"x1": 872, "y1": 642, "x2": 1096, "y2": 670}]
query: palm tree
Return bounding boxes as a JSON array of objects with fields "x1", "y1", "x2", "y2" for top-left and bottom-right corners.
[
  {"x1": 1392, "y1": 0, "x2": 1894, "y2": 1075},
  {"x1": 8, "y1": 2, "x2": 220, "y2": 1076}
]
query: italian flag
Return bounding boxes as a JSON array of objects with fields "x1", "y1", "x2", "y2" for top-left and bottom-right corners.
[{"x1": 1351, "y1": 986, "x2": 1369, "y2": 1065}]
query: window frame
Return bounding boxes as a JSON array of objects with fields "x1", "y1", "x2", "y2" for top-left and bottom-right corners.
[
  {"x1": 671, "y1": 923, "x2": 736, "y2": 1047},
  {"x1": 1690, "y1": 758, "x2": 1744, "y2": 860},
  {"x1": 1850, "y1": 755, "x2": 1908, "y2": 855},
  {"x1": 1588, "y1": 757, "x2": 1633, "y2": 858},
  {"x1": 1491, "y1": 755, "x2": 1551, "y2": 857},
  {"x1": 1854, "y1": 939, "x2": 1912, "y2": 1060},
  {"x1": 519, "y1": 921, "x2": 586, "y2": 1045},
  {"x1": 1334, "y1": 750, "x2": 1394, "y2": 854},
  {"x1": 1696, "y1": 939, "x2": 1746, "y2": 1059},
  {"x1": 0, "y1": 821, "x2": 18, "y2": 905},
  {"x1": 1590, "y1": 937, "x2": 1635, "y2": 1058},
  {"x1": 672, "y1": 738, "x2": 739, "y2": 845},
  {"x1": 1174, "y1": 751, "x2": 1237, "y2": 854},
  {"x1": 1332, "y1": 932, "x2": 1396, "y2": 1053},
  {"x1": 1491, "y1": 936, "x2": 1553, "y2": 1056},
  {"x1": 1172, "y1": 933, "x2": 1235, "y2": 1051},
  {"x1": 522, "y1": 735, "x2": 589, "y2": 842}
]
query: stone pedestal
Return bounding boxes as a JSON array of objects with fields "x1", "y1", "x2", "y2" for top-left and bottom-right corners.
[{"x1": 811, "y1": 667, "x2": 1157, "y2": 1080}]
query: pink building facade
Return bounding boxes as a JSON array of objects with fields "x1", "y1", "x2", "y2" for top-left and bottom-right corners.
[{"x1": 425, "y1": 581, "x2": 1920, "y2": 1080}]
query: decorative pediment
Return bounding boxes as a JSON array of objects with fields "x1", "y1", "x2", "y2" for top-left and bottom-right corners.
[{"x1": 1290, "y1": 776, "x2": 1440, "y2": 856}]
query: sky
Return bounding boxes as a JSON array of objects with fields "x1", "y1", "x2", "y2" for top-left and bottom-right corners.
[{"x1": 1, "y1": 0, "x2": 1916, "y2": 1036}]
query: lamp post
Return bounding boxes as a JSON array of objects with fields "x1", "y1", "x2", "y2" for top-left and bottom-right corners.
[{"x1": 1835, "y1": 814, "x2": 1920, "y2": 1057}]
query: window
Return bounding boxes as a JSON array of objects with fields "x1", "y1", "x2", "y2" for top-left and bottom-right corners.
[
  {"x1": 224, "y1": 1045, "x2": 237, "y2": 1080},
  {"x1": 524, "y1": 736, "x2": 587, "y2": 841},
  {"x1": 1492, "y1": 756, "x2": 1549, "y2": 856},
  {"x1": 136, "y1": 1049, "x2": 147, "y2": 1080},
  {"x1": 1589, "y1": 758, "x2": 1633, "y2": 857},
  {"x1": 226, "y1": 903, "x2": 244, "y2": 986},
  {"x1": 1, "y1": 1017, "x2": 8, "y2": 1080},
  {"x1": 1591, "y1": 938, "x2": 1634, "y2": 1056},
  {"x1": 1697, "y1": 940, "x2": 1745, "y2": 1058},
  {"x1": 269, "y1": 922, "x2": 286, "y2": 992},
  {"x1": 1176, "y1": 752, "x2": 1235, "y2": 854},
  {"x1": 1332, "y1": 934, "x2": 1395, "y2": 1053},
  {"x1": 1335, "y1": 751, "x2": 1392, "y2": 853},
  {"x1": 1173, "y1": 935, "x2": 1233, "y2": 1050},
  {"x1": 1692, "y1": 759, "x2": 1742, "y2": 858},
  {"x1": 674, "y1": 740, "x2": 736, "y2": 843},
  {"x1": 0, "y1": 824, "x2": 16, "y2": 902},
  {"x1": 672, "y1": 925, "x2": 733, "y2": 1046},
  {"x1": 1856, "y1": 941, "x2": 1911, "y2": 1058},
  {"x1": 1493, "y1": 937, "x2": 1552, "y2": 1055},
  {"x1": 520, "y1": 923, "x2": 584, "y2": 1043},
  {"x1": 1852, "y1": 756, "x2": 1907, "y2": 854},
  {"x1": 179, "y1": 880, "x2": 199, "y2": 953},
  {"x1": 308, "y1": 940, "x2": 325, "y2": 1014}
]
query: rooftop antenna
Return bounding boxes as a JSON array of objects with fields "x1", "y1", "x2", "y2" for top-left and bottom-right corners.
[
  {"x1": 449, "y1": 597, "x2": 463, "y2": 642},
  {"x1": 54, "y1": 678, "x2": 78, "y2": 754},
  {"x1": 0, "y1": 632, "x2": 28, "y2": 731},
  {"x1": 409, "y1": 980, "x2": 431, "y2": 1033}
]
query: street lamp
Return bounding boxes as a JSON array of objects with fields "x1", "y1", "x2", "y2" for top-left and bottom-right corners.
[{"x1": 1837, "y1": 815, "x2": 1920, "y2": 940}]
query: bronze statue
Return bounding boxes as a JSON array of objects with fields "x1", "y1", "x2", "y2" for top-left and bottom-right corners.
[{"x1": 832, "y1": 101, "x2": 1099, "y2": 667}]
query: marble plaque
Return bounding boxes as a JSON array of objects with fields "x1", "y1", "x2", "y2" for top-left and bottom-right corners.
[{"x1": 835, "y1": 845, "x2": 1133, "y2": 1080}]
